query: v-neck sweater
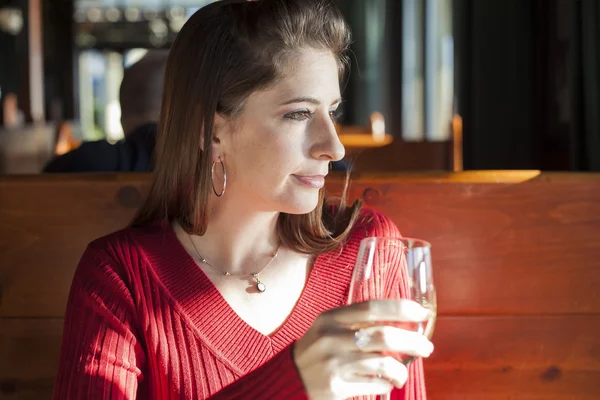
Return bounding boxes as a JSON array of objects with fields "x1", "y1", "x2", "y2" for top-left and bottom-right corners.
[{"x1": 53, "y1": 208, "x2": 427, "y2": 399}]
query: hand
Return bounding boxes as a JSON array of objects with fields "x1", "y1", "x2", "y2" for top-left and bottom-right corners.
[{"x1": 293, "y1": 299, "x2": 434, "y2": 400}]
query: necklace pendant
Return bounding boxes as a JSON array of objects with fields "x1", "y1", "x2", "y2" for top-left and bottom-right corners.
[
  {"x1": 256, "y1": 281, "x2": 266, "y2": 293},
  {"x1": 253, "y1": 273, "x2": 266, "y2": 293}
]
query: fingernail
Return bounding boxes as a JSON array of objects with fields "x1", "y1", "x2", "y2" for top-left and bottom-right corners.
[
  {"x1": 423, "y1": 340, "x2": 434, "y2": 356},
  {"x1": 406, "y1": 302, "x2": 432, "y2": 321}
]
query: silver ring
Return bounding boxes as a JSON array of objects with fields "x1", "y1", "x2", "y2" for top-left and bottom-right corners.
[{"x1": 353, "y1": 329, "x2": 371, "y2": 349}]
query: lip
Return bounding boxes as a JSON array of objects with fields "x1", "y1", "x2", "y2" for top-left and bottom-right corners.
[{"x1": 292, "y1": 174, "x2": 327, "y2": 189}]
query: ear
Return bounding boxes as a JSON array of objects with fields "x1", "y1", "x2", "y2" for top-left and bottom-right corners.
[{"x1": 203, "y1": 113, "x2": 227, "y2": 163}]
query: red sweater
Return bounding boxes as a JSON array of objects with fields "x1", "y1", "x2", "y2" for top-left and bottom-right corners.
[{"x1": 54, "y1": 208, "x2": 427, "y2": 399}]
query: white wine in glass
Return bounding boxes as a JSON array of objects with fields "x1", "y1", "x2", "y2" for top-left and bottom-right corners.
[{"x1": 347, "y1": 237, "x2": 436, "y2": 399}]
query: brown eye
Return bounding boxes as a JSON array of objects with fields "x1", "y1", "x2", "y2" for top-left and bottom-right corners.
[
  {"x1": 285, "y1": 111, "x2": 311, "y2": 121},
  {"x1": 329, "y1": 110, "x2": 343, "y2": 123}
]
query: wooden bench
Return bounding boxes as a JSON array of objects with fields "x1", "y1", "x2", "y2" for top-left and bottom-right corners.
[
  {"x1": 1, "y1": 171, "x2": 599, "y2": 399},
  {"x1": 0, "y1": 124, "x2": 56, "y2": 174}
]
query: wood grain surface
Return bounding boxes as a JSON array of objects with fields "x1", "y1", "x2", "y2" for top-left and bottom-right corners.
[{"x1": 1, "y1": 171, "x2": 598, "y2": 399}]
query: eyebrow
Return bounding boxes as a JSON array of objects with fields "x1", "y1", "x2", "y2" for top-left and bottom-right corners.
[{"x1": 280, "y1": 96, "x2": 343, "y2": 106}]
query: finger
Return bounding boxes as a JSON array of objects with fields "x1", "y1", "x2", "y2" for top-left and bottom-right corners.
[
  {"x1": 314, "y1": 322, "x2": 433, "y2": 359},
  {"x1": 337, "y1": 353, "x2": 408, "y2": 392},
  {"x1": 330, "y1": 353, "x2": 407, "y2": 399},
  {"x1": 326, "y1": 299, "x2": 433, "y2": 325},
  {"x1": 353, "y1": 326, "x2": 434, "y2": 358}
]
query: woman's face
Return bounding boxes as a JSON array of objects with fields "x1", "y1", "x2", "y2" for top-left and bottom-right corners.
[{"x1": 214, "y1": 49, "x2": 345, "y2": 214}]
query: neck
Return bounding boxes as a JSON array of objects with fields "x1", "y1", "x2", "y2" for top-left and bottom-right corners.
[{"x1": 179, "y1": 198, "x2": 282, "y2": 276}]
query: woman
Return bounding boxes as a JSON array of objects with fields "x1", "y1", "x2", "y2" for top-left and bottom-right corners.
[{"x1": 53, "y1": 0, "x2": 434, "y2": 399}]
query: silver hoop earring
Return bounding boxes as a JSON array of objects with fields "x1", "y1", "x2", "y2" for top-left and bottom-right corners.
[{"x1": 211, "y1": 158, "x2": 226, "y2": 197}]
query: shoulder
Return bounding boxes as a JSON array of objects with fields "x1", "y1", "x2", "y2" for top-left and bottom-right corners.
[
  {"x1": 43, "y1": 140, "x2": 119, "y2": 173},
  {"x1": 85, "y1": 223, "x2": 166, "y2": 265},
  {"x1": 356, "y1": 208, "x2": 400, "y2": 237},
  {"x1": 315, "y1": 208, "x2": 402, "y2": 297},
  {"x1": 75, "y1": 224, "x2": 163, "y2": 284},
  {"x1": 350, "y1": 207, "x2": 402, "y2": 241},
  {"x1": 86, "y1": 227, "x2": 139, "y2": 261}
]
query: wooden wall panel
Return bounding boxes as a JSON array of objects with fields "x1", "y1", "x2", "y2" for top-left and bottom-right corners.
[
  {"x1": 0, "y1": 319, "x2": 63, "y2": 400},
  {"x1": 425, "y1": 315, "x2": 600, "y2": 400},
  {"x1": 0, "y1": 175, "x2": 147, "y2": 317},
  {"x1": 1, "y1": 172, "x2": 598, "y2": 317},
  {"x1": 333, "y1": 173, "x2": 600, "y2": 315},
  {"x1": 0, "y1": 171, "x2": 599, "y2": 399}
]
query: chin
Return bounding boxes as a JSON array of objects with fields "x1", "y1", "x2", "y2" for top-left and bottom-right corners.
[{"x1": 279, "y1": 193, "x2": 321, "y2": 215}]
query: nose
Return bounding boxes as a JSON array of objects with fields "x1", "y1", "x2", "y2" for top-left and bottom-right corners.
[{"x1": 309, "y1": 111, "x2": 345, "y2": 162}]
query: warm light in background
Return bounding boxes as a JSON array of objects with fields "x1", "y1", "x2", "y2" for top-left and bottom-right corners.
[
  {"x1": 370, "y1": 111, "x2": 386, "y2": 142},
  {"x1": 452, "y1": 113, "x2": 463, "y2": 172}
]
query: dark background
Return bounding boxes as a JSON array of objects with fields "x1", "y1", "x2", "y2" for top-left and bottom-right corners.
[{"x1": 1, "y1": 0, "x2": 600, "y2": 171}]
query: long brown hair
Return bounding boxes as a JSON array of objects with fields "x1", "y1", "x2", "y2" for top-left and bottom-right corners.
[{"x1": 131, "y1": 0, "x2": 362, "y2": 254}]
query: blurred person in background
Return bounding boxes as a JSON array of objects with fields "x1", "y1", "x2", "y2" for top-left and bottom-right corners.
[{"x1": 42, "y1": 50, "x2": 168, "y2": 173}]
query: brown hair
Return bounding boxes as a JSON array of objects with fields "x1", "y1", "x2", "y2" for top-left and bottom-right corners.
[{"x1": 131, "y1": 0, "x2": 362, "y2": 254}]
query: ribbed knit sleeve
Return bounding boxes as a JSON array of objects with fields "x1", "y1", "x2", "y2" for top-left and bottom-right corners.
[
  {"x1": 208, "y1": 344, "x2": 308, "y2": 400},
  {"x1": 53, "y1": 245, "x2": 146, "y2": 400}
]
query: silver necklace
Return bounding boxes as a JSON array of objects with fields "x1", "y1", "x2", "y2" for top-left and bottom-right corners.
[{"x1": 187, "y1": 233, "x2": 280, "y2": 293}]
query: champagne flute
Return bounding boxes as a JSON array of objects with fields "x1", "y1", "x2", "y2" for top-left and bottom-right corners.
[{"x1": 347, "y1": 237, "x2": 436, "y2": 400}]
